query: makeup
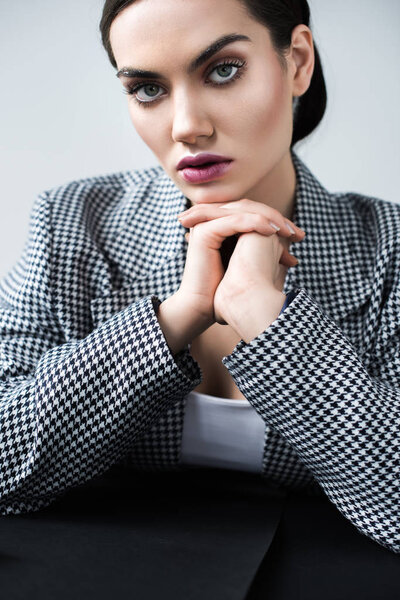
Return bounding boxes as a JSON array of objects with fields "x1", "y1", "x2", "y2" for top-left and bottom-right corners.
[{"x1": 179, "y1": 160, "x2": 234, "y2": 183}]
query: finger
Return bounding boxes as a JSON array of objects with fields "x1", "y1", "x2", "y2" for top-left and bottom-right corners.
[
  {"x1": 218, "y1": 200, "x2": 304, "y2": 238},
  {"x1": 184, "y1": 221, "x2": 282, "y2": 242},
  {"x1": 187, "y1": 212, "x2": 297, "y2": 249},
  {"x1": 178, "y1": 200, "x2": 304, "y2": 238},
  {"x1": 178, "y1": 202, "x2": 305, "y2": 241},
  {"x1": 220, "y1": 206, "x2": 305, "y2": 240},
  {"x1": 180, "y1": 209, "x2": 299, "y2": 241},
  {"x1": 280, "y1": 245, "x2": 299, "y2": 267},
  {"x1": 185, "y1": 228, "x2": 298, "y2": 267}
]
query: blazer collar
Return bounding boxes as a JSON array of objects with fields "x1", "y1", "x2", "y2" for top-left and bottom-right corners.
[
  {"x1": 287, "y1": 150, "x2": 371, "y2": 324},
  {"x1": 91, "y1": 168, "x2": 190, "y2": 326},
  {"x1": 91, "y1": 150, "x2": 371, "y2": 326}
]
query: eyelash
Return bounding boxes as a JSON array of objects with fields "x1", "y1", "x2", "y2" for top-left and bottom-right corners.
[{"x1": 122, "y1": 58, "x2": 247, "y2": 108}]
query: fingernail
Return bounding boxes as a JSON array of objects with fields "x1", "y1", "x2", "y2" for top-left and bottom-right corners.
[
  {"x1": 285, "y1": 222, "x2": 296, "y2": 234},
  {"x1": 269, "y1": 221, "x2": 281, "y2": 231}
]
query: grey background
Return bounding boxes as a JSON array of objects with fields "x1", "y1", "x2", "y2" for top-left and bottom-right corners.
[{"x1": 0, "y1": 0, "x2": 399, "y2": 279}]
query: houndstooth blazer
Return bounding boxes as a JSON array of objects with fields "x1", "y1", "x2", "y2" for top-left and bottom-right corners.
[{"x1": 0, "y1": 150, "x2": 399, "y2": 553}]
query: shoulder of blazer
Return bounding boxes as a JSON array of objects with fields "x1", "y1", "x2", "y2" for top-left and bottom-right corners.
[
  {"x1": 39, "y1": 165, "x2": 169, "y2": 275},
  {"x1": 43, "y1": 165, "x2": 165, "y2": 235},
  {"x1": 333, "y1": 188, "x2": 400, "y2": 238},
  {"x1": 30, "y1": 166, "x2": 171, "y2": 337},
  {"x1": 278, "y1": 151, "x2": 400, "y2": 326},
  {"x1": 39, "y1": 163, "x2": 189, "y2": 288},
  {"x1": 328, "y1": 188, "x2": 400, "y2": 277}
]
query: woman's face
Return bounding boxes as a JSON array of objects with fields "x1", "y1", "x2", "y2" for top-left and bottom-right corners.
[{"x1": 110, "y1": 0, "x2": 302, "y2": 206}]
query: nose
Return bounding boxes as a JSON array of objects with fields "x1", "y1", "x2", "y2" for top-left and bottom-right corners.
[{"x1": 171, "y1": 92, "x2": 214, "y2": 144}]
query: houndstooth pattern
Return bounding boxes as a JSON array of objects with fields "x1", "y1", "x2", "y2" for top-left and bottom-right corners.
[{"x1": 0, "y1": 150, "x2": 398, "y2": 553}]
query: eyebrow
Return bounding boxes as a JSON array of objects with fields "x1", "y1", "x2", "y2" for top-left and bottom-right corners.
[{"x1": 116, "y1": 33, "x2": 252, "y2": 80}]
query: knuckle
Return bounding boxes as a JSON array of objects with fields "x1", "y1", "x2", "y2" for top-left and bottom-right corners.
[
  {"x1": 240, "y1": 198, "x2": 253, "y2": 209},
  {"x1": 257, "y1": 213, "x2": 265, "y2": 224},
  {"x1": 251, "y1": 213, "x2": 264, "y2": 226}
]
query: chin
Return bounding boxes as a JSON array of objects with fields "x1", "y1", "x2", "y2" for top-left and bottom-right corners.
[{"x1": 183, "y1": 183, "x2": 245, "y2": 205}]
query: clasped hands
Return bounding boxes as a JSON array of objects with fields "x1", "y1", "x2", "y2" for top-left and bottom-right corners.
[{"x1": 176, "y1": 198, "x2": 306, "y2": 342}]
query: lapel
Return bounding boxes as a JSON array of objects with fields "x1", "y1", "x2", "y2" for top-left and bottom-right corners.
[
  {"x1": 91, "y1": 150, "x2": 372, "y2": 328},
  {"x1": 90, "y1": 169, "x2": 191, "y2": 327},
  {"x1": 283, "y1": 150, "x2": 372, "y2": 324}
]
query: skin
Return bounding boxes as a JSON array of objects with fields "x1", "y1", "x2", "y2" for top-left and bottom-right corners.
[
  {"x1": 110, "y1": 0, "x2": 314, "y2": 219},
  {"x1": 109, "y1": 0, "x2": 315, "y2": 346}
]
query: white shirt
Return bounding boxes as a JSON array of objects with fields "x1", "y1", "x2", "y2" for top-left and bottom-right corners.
[{"x1": 181, "y1": 390, "x2": 266, "y2": 473}]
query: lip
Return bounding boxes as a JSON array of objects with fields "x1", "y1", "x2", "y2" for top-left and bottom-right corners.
[
  {"x1": 176, "y1": 153, "x2": 233, "y2": 170},
  {"x1": 178, "y1": 160, "x2": 234, "y2": 184}
]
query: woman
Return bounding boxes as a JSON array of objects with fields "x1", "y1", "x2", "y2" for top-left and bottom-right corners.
[{"x1": 0, "y1": 0, "x2": 398, "y2": 592}]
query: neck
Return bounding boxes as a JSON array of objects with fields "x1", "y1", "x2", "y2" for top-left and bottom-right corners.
[{"x1": 244, "y1": 150, "x2": 297, "y2": 221}]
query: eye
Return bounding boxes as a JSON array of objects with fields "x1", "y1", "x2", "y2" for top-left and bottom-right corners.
[
  {"x1": 206, "y1": 59, "x2": 246, "y2": 85},
  {"x1": 123, "y1": 83, "x2": 164, "y2": 107},
  {"x1": 123, "y1": 58, "x2": 247, "y2": 108},
  {"x1": 134, "y1": 83, "x2": 163, "y2": 103}
]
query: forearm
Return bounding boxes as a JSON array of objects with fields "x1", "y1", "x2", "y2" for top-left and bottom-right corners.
[
  {"x1": 0, "y1": 294, "x2": 201, "y2": 514},
  {"x1": 221, "y1": 288, "x2": 400, "y2": 553}
]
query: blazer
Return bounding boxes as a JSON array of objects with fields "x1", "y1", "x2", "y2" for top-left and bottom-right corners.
[{"x1": 0, "y1": 149, "x2": 399, "y2": 554}]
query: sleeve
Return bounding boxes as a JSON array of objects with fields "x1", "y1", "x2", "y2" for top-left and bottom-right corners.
[
  {"x1": 0, "y1": 191, "x2": 201, "y2": 514},
  {"x1": 222, "y1": 288, "x2": 400, "y2": 553}
]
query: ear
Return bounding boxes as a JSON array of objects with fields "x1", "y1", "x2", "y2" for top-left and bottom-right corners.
[{"x1": 287, "y1": 24, "x2": 315, "y2": 98}]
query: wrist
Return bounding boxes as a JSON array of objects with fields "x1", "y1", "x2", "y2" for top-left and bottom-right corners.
[
  {"x1": 224, "y1": 287, "x2": 286, "y2": 343},
  {"x1": 157, "y1": 292, "x2": 213, "y2": 356}
]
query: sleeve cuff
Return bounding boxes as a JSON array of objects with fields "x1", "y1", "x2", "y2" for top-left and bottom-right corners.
[{"x1": 150, "y1": 295, "x2": 202, "y2": 386}]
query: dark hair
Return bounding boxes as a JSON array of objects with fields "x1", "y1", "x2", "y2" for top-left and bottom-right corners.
[{"x1": 99, "y1": 0, "x2": 327, "y2": 147}]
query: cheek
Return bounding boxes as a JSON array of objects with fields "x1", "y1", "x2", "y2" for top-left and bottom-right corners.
[
  {"x1": 129, "y1": 108, "x2": 170, "y2": 169},
  {"x1": 129, "y1": 108, "x2": 153, "y2": 145},
  {"x1": 237, "y1": 70, "x2": 289, "y2": 141}
]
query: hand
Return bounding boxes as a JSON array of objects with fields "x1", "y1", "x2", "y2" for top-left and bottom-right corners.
[
  {"x1": 176, "y1": 198, "x2": 305, "y2": 326},
  {"x1": 213, "y1": 230, "x2": 290, "y2": 325}
]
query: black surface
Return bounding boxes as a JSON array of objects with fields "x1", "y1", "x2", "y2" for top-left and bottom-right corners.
[
  {"x1": 246, "y1": 492, "x2": 400, "y2": 600},
  {"x1": 1, "y1": 466, "x2": 398, "y2": 600},
  {"x1": 0, "y1": 466, "x2": 284, "y2": 600}
]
